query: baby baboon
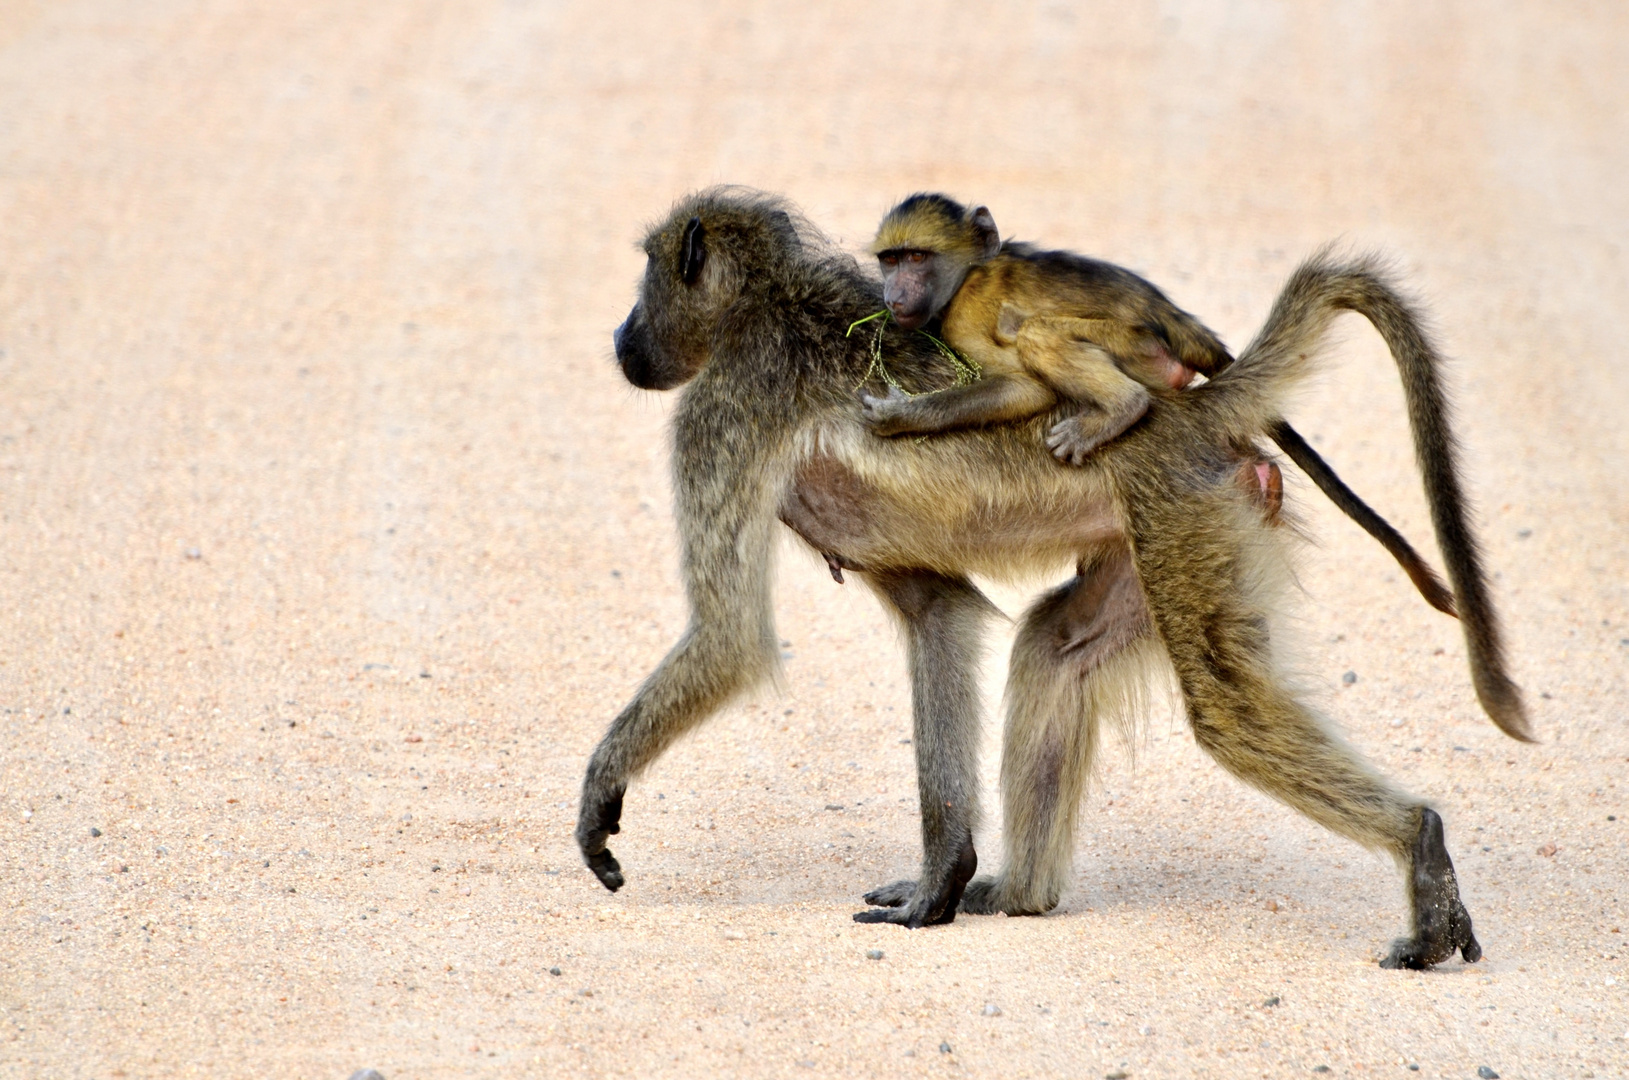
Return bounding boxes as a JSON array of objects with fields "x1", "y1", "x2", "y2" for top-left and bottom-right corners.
[
  {"x1": 580, "y1": 187, "x2": 1527, "y2": 969},
  {"x1": 865, "y1": 193, "x2": 1229, "y2": 462},
  {"x1": 866, "y1": 193, "x2": 1457, "y2": 616}
]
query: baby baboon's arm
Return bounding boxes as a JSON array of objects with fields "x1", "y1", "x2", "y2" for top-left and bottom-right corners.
[{"x1": 860, "y1": 372, "x2": 1058, "y2": 437}]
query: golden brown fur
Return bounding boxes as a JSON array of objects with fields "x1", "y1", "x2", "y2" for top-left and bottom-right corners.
[
  {"x1": 867, "y1": 192, "x2": 1461, "y2": 617},
  {"x1": 866, "y1": 193, "x2": 1230, "y2": 463}
]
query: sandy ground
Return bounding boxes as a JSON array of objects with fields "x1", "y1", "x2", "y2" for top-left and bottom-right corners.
[{"x1": 1, "y1": 2, "x2": 1625, "y2": 1077}]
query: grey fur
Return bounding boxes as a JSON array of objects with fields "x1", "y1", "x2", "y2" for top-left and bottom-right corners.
[{"x1": 579, "y1": 188, "x2": 1513, "y2": 967}]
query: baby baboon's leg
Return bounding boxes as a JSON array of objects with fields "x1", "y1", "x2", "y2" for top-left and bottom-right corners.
[
  {"x1": 962, "y1": 546, "x2": 1162, "y2": 915},
  {"x1": 854, "y1": 569, "x2": 996, "y2": 927},
  {"x1": 1129, "y1": 494, "x2": 1479, "y2": 967},
  {"x1": 1017, "y1": 317, "x2": 1153, "y2": 465}
]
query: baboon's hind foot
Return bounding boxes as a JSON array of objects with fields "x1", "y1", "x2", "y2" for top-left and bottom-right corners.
[{"x1": 1380, "y1": 808, "x2": 1482, "y2": 969}]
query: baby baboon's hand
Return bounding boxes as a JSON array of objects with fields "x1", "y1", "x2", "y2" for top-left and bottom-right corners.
[{"x1": 859, "y1": 385, "x2": 914, "y2": 436}]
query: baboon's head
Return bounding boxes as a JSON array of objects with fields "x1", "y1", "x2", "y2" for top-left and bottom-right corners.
[
  {"x1": 871, "y1": 193, "x2": 1001, "y2": 331},
  {"x1": 614, "y1": 189, "x2": 803, "y2": 390}
]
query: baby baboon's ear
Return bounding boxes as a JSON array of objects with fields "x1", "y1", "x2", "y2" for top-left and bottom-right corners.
[
  {"x1": 970, "y1": 206, "x2": 1001, "y2": 260},
  {"x1": 995, "y1": 302, "x2": 1029, "y2": 344},
  {"x1": 680, "y1": 216, "x2": 707, "y2": 286}
]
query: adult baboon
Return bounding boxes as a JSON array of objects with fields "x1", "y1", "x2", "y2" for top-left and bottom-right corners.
[{"x1": 578, "y1": 187, "x2": 1526, "y2": 968}]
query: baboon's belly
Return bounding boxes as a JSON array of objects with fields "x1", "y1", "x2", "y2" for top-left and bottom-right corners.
[{"x1": 781, "y1": 424, "x2": 1123, "y2": 580}]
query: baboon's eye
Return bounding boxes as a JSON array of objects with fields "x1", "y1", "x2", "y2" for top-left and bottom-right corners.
[{"x1": 680, "y1": 217, "x2": 706, "y2": 286}]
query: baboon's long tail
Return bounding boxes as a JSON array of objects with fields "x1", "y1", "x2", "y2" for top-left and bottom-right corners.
[
  {"x1": 1212, "y1": 250, "x2": 1531, "y2": 741},
  {"x1": 1269, "y1": 420, "x2": 1457, "y2": 618}
]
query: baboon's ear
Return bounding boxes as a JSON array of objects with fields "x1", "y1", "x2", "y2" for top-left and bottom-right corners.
[
  {"x1": 970, "y1": 206, "x2": 1001, "y2": 259},
  {"x1": 680, "y1": 217, "x2": 706, "y2": 286}
]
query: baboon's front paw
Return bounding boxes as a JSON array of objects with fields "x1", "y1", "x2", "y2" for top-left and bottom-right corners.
[
  {"x1": 575, "y1": 785, "x2": 626, "y2": 892},
  {"x1": 1045, "y1": 419, "x2": 1109, "y2": 466},
  {"x1": 853, "y1": 883, "x2": 955, "y2": 927},
  {"x1": 585, "y1": 848, "x2": 624, "y2": 892},
  {"x1": 862, "y1": 880, "x2": 916, "y2": 907},
  {"x1": 853, "y1": 904, "x2": 941, "y2": 928}
]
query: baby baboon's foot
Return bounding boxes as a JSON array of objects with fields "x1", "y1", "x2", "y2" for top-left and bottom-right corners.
[
  {"x1": 859, "y1": 386, "x2": 913, "y2": 437},
  {"x1": 854, "y1": 838, "x2": 976, "y2": 927},
  {"x1": 1045, "y1": 416, "x2": 1117, "y2": 466},
  {"x1": 1046, "y1": 400, "x2": 1148, "y2": 466},
  {"x1": 861, "y1": 879, "x2": 916, "y2": 907},
  {"x1": 1379, "y1": 807, "x2": 1482, "y2": 969},
  {"x1": 575, "y1": 784, "x2": 627, "y2": 892}
]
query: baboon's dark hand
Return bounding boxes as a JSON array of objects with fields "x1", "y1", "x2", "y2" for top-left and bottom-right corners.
[
  {"x1": 576, "y1": 786, "x2": 626, "y2": 892},
  {"x1": 853, "y1": 839, "x2": 974, "y2": 926},
  {"x1": 586, "y1": 848, "x2": 624, "y2": 892},
  {"x1": 862, "y1": 880, "x2": 916, "y2": 907}
]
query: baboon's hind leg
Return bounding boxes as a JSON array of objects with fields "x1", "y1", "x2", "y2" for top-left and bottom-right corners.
[
  {"x1": 962, "y1": 546, "x2": 1159, "y2": 915},
  {"x1": 1130, "y1": 493, "x2": 1480, "y2": 967}
]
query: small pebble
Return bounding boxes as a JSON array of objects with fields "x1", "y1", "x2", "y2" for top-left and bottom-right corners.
[
  {"x1": 865, "y1": 949, "x2": 884, "y2": 960},
  {"x1": 349, "y1": 1071, "x2": 386, "y2": 1080},
  {"x1": 549, "y1": 967, "x2": 562, "y2": 976},
  {"x1": 825, "y1": 803, "x2": 844, "y2": 811},
  {"x1": 723, "y1": 929, "x2": 746, "y2": 941},
  {"x1": 982, "y1": 1003, "x2": 1002, "y2": 1016},
  {"x1": 90, "y1": 827, "x2": 101, "y2": 838},
  {"x1": 1407, "y1": 1066, "x2": 1419, "y2": 1073},
  {"x1": 1106, "y1": 1071, "x2": 1129, "y2": 1080},
  {"x1": 1263, "y1": 996, "x2": 1280, "y2": 1007},
  {"x1": 939, "y1": 1042, "x2": 952, "y2": 1054},
  {"x1": 1477, "y1": 1069, "x2": 1499, "y2": 1080},
  {"x1": 1312, "y1": 1068, "x2": 1330, "y2": 1075},
  {"x1": 1536, "y1": 842, "x2": 1557, "y2": 857},
  {"x1": 1138, "y1": 1025, "x2": 1153, "y2": 1035},
  {"x1": 1341, "y1": 670, "x2": 1357, "y2": 685}
]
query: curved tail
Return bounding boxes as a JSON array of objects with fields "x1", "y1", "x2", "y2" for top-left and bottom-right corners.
[
  {"x1": 1269, "y1": 420, "x2": 1457, "y2": 618},
  {"x1": 1209, "y1": 250, "x2": 1531, "y2": 741}
]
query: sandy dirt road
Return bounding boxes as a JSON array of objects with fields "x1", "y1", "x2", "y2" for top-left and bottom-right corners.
[{"x1": 1, "y1": 2, "x2": 1625, "y2": 1077}]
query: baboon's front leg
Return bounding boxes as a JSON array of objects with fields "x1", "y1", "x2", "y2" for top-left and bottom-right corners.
[
  {"x1": 577, "y1": 622, "x2": 775, "y2": 892},
  {"x1": 853, "y1": 570, "x2": 995, "y2": 927}
]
